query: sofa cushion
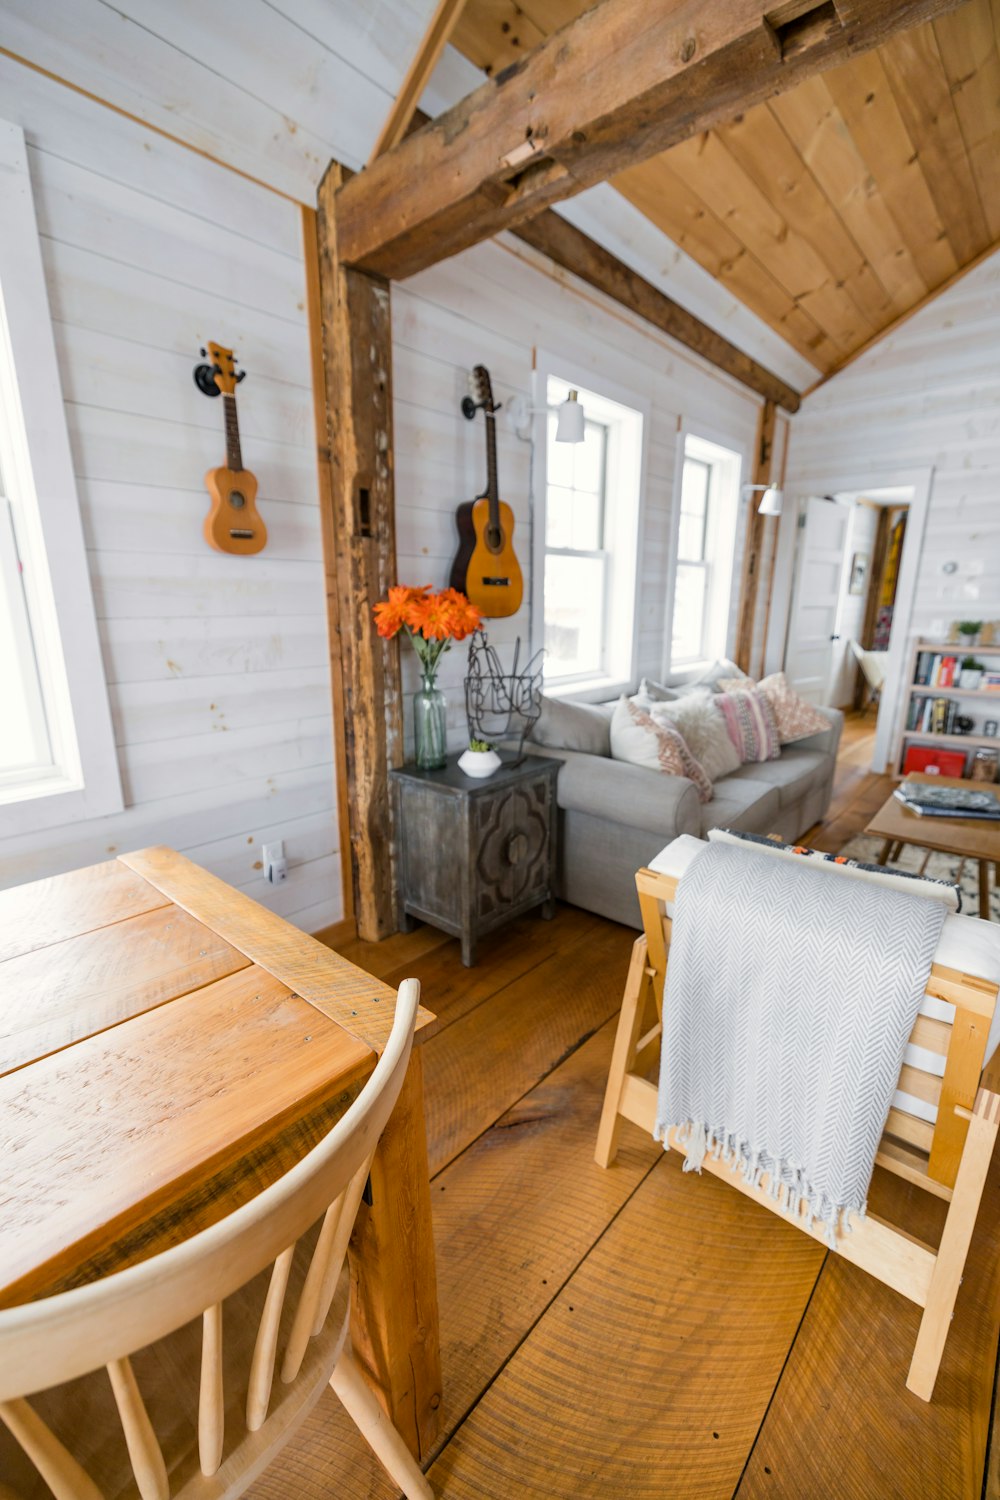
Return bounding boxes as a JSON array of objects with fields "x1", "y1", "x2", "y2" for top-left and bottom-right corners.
[
  {"x1": 698, "y1": 776, "x2": 781, "y2": 835},
  {"x1": 530, "y1": 695, "x2": 612, "y2": 756},
  {"x1": 636, "y1": 675, "x2": 680, "y2": 704},
  {"x1": 723, "y1": 748, "x2": 831, "y2": 808},
  {"x1": 542, "y1": 745, "x2": 703, "y2": 836},
  {"x1": 611, "y1": 697, "x2": 713, "y2": 803},
  {"x1": 679, "y1": 657, "x2": 751, "y2": 694}
]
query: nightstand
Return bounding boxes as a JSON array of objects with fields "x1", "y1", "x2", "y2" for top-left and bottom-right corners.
[{"x1": 390, "y1": 753, "x2": 561, "y2": 966}]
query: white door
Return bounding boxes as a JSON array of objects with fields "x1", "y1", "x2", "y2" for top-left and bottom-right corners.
[{"x1": 784, "y1": 497, "x2": 852, "y2": 705}]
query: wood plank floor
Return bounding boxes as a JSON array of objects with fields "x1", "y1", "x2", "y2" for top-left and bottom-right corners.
[{"x1": 247, "y1": 715, "x2": 1000, "y2": 1499}]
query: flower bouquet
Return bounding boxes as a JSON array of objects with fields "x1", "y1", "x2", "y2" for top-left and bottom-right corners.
[{"x1": 374, "y1": 586, "x2": 482, "y2": 768}]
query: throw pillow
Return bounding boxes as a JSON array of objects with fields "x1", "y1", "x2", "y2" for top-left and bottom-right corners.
[
  {"x1": 530, "y1": 695, "x2": 612, "y2": 756},
  {"x1": 637, "y1": 675, "x2": 679, "y2": 703},
  {"x1": 719, "y1": 672, "x2": 830, "y2": 745},
  {"x1": 648, "y1": 689, "x2": 740, "y2": 782},
  {"x1": 681, "y1": 657, "x2": 751, "y2": 694},
  {"x1": 714, "y1": 688, "x2": 781, "y2": 764},
  {"x1": 610, "y1": 697, "x2": 712, "y2": 803}
]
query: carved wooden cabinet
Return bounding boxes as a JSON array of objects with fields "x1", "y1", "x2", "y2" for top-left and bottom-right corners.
[{"x1": 390, "y1": 754, "x2": 561, "y2": 966}]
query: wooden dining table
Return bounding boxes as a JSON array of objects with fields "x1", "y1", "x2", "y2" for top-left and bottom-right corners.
[{"x1": 0, "y1": 846, "x2": 442, "y2": 1461}]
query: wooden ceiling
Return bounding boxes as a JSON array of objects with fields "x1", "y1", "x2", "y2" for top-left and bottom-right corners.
[{"x1": 452, "y1": 0, "x2": 1000, "y2": 375}]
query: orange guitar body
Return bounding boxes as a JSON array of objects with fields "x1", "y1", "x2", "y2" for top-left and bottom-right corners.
[
  {"x1": 452, "y1": 496, "x2": 523, "y2": 617},
  {"x1": 203, "y1": 464, "x2": 267, "y2": 556},
  {"x1": 450, "y1": 364, "x2": 523, "y2": 619}
]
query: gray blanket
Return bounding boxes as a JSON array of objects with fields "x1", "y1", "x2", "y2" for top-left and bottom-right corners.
[{"x1": 655, "y1": 842, "x2": 946, "y2": 1242}]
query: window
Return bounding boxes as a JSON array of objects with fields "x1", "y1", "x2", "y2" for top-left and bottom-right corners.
[
  {"x1": 535, "y1": 366, "x2": 645, "y2": 693},
  {"x1": 667, "y1": 432, "x2": 742, "y2": 672},
  {"x1": 0, "y1": 120, "x2": 121, "y2": 832}
]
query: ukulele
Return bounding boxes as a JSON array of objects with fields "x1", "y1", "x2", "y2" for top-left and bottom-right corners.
[
  {"x1": 201, "y1": 342, "x2": 267, "y2": 556},
  {"x1": 450, "y1": 365, "x2": 523, "y2": 618}
]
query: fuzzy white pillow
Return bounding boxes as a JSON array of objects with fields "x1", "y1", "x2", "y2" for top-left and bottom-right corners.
[
  {"x1": 610, "y1": 697, "x2": 712, "y2": 802},
  {"x1": 648, "y1": 689, "x2": 740, "y2": 782}
]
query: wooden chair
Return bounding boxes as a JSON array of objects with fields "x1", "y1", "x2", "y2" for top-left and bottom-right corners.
[
  {"x1": 596, "y1": 856, "x2": 1000, "y2": 1402},
  {"x1": 0, "y1": 980, "x2": 432, "y2": 1500}
]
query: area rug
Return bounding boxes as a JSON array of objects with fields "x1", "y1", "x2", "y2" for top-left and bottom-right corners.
[{"x1": 839, "y1": 834, "x2": 999, "y2": 922}]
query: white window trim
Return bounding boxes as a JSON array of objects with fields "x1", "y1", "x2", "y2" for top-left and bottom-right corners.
[
  {"x1": 662, "y1": 418, "x2": 748, "y2": 683},
  {"x1": 0, "y1": 120, "x2": 122, "y2": 834},
  {"x1": 530, "y1": 350, "x2": 649, "y2": 701}
]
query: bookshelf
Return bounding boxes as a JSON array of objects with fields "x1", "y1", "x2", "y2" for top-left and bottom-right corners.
[{"x1": 894, "y1": 639, "x2": 1000, "y2": 776}]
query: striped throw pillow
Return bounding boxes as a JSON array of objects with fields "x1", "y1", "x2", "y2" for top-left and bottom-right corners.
[{"x1": 713, "y1": 688, "x2": 781, "y2": 764}]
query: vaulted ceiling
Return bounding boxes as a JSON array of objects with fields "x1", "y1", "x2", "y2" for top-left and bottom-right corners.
[{"x1": 452, "y1": 0, "x2": 1000, "y2": 375}]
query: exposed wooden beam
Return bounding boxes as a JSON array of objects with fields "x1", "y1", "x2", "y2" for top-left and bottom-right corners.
[
  {"x1": 734, "y1": 398, "x2": 777, "y2": 674},
  {"x1": 334, "y1": 0, "x2": 967, "y2": 282},
  {"x1": 301, "y1": 205, "x2": 356, "y2": 935},
  {"x1": 368, "y1": 0, "x2": 469, "y2": 164},
  {"x1": 315, "y1": 164, "x2": 403, "y2": 943},
  {"x1": 512, "y1": 210, "x2": 801, "y2": 413}
]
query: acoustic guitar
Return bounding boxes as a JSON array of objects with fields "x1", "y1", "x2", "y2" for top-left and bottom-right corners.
[
  {"x1": 450, "y1": 365, "x2": 523, "y2": 618},
  {"x1": 201, "y1": 342, "x2": 267, "y2": 556}
]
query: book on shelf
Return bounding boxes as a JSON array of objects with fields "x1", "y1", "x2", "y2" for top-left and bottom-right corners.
[{"x1": 984, "y1": 672, "x2": 1000, "y2": 692}]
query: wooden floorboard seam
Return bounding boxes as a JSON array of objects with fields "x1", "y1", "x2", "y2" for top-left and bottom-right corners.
[
  {"x1": 730, "y1": 1249, "x2": 830, "y2": 1499},
  {"x1": 981, "y1": 1321, "x2": 1000, "y2": 1500},
  {"x1": 423, "y1": 1151, "x2": 666, "y2": 1469},
  {"x1": 425, "y1": 1002, "x2": 623, "y2": 1184}
]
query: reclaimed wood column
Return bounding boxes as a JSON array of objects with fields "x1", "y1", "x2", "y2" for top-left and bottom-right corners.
[
  {"x1": 315, "y1": 162, "x2": 402, "y2": 942},
  {"x1": 734, "y1": 398, "x2": 776, "y2": 675}
]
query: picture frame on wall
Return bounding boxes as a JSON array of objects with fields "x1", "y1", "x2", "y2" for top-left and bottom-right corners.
[{"x1": 848, "y1": 552, "x2": 869, "y2": 596}]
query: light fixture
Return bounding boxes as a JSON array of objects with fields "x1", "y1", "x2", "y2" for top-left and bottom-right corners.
[
  {"x1": 507, "y1": 390, "x2": 587, "y2": 444},
  {"x1": 555, "y1": 389, "x2": 585, "y2": 444},
  {"x1": 743, "y1": 483, "x2": 783, "y2": 516}
]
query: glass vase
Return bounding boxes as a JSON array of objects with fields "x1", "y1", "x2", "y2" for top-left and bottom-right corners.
[{"x1": 413, "y1": 671, "x2": 447, "y2": 770}]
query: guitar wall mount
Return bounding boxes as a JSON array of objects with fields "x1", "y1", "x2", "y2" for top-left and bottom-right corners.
[{"x1": 194, "y1": 347, "x2": 246, "y2": 398}]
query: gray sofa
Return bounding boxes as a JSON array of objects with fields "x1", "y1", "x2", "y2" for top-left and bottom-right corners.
[{"x1": 527, "y1": 702, "x2": 844, "y2": 927}]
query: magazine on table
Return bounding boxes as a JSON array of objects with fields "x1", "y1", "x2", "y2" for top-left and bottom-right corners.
[{"x1": 894, "y1": 780, "x2": 1000, "y2": 819}]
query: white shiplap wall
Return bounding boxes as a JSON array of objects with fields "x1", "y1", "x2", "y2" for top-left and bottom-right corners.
[
  {"x1": 785, "y1": 250, "x2": 1000, "y2": 726},
  {"x1": 0, "y1": 58, "x2": 340, "y2": 931},
  {"x1": 393, "y1": 234, "x2": 763, "y2": 746}
]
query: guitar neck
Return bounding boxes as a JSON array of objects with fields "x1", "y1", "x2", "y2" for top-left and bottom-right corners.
[
  {"x1": 484, "y1": 409, "x2": 499, "y2": 525},
  {"x1": 223, "y1": 394, "x2": 243, "y2": 471}
]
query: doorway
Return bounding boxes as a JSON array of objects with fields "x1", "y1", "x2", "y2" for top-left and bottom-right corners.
[{"x1": 772, "y1": 469, "x2": 932, "y2": 774}]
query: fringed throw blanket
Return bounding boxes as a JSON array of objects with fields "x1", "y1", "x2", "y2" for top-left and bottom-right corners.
[{"x1": 655, "y1": 841, "x2": 946, "y2": 1244}]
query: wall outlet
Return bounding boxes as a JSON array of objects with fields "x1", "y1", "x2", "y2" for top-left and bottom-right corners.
[{"x1": 262, "y1": 841, "x2": 288, "y2": 884}]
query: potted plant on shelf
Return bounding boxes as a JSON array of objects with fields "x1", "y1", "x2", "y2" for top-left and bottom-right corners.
[
  {"x1": 458, "y1": 737, "x2": 502, "y2": 779},
  {"x1": 958, "y1": 620, "x2": 983, "y2": 648},
  {"x1": 373, "y1": 585, "x2": 482, "y2": 770},
  {"x1": 959, "y1": 657, "x2": 985, "y2": 691}
]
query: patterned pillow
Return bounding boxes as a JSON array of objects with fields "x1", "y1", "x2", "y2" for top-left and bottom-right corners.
[
  {"x1": 713, "y1": 688, "x2": 781, "y2": 763},
  {"x1": 648, "y1": 689, "x2": 740, "y2": 782},
  {"x1": 721, "y1": 672, "x2": 830, "y2": 745},
  {"x1": 610, "y1": 697, "x2": 713, "y2": 803}
]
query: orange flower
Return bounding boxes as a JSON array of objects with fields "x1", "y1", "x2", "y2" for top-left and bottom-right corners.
[
  {"x1": 373, "y1": 585, "x2": 429, "y2": 639},
  {"x1": 437, "y1": 588, "x2": 482, "y2": 641}
]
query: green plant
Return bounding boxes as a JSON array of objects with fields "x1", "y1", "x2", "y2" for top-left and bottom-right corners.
[
  {"x1": 468, "y1": 737, "x2": 494, "y2": 753},
  {"x1": 958, "y1": 620, "x2": 983, "y2": 637},
  {"x1": 961, "y1": 657, "x2": 984, "y2": 671}
]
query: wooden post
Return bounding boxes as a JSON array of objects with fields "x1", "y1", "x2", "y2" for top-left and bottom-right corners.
[
  {"x1": 315, "y1": 164, "x2": 403, "y2": 942},
  {"x1": 734, "y1": 399, "x2": 776, "y2": 675}
]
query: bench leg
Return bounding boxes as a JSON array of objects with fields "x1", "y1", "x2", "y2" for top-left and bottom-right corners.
[
  {"x1": 906, "y1": 1090, "x2": 1000, "y2": 1401},
  {"x1": 595, "y1": 936, "x2": 652, "y2": 1169}
]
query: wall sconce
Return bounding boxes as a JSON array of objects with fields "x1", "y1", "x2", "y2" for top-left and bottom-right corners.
[
  {"x1": 507, "y1": 390, "x2": 587, "y2": 444},
  {"x1": 743, "y1": 483, "x2": 783, "y2": 516}
]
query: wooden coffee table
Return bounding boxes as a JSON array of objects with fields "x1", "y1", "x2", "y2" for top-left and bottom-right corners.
[{"x1": 865, "y1": 773, "x2": 1000, "y2": 920}]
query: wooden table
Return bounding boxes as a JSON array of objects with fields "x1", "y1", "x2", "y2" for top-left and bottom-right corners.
[
  {"x1": 0, "y1": 846, "x2": 442, "y2": 1459},
  {"x1": 866, "y1": 773, "x2": 1000, "y2": 920}
]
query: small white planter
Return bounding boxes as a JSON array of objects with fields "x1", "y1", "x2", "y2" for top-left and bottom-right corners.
[
  {"x1": 458, "y1": 747, "x2": 502, "y2": 779},
  {"x1": 960, "y1": 669, "x2": 984, "y2": 690}
]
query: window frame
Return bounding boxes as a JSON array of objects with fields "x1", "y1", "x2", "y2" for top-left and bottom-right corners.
[
  {"x1": 663, "y1": 422, "x2": 747, "y2": 681},
  {"x1": 542, "y1": 412, "x2": 612, "y2": 684},
  {"x1": 531, "y1": 352, "x2": 649, "y2": 701},
  {"x1": 0, "y1": 119, "x2": 122, "y2": 834}
]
